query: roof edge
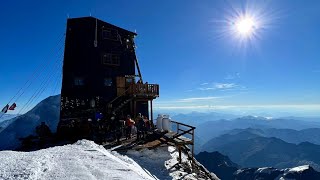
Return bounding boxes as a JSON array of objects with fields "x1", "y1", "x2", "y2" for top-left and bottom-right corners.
[{"x1": 67, "y1": 16, "x2": 137, "y2": 36}]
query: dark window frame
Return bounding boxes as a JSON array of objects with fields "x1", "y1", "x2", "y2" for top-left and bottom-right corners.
[
  {"x1": 74, "y1": 77, "x2": 85, "y2": 86},
  {"x1": 102, "y1": 53, "x2": 120, "y2": 66},
  {"x1": 102, "y1": 28, "x2": 119, "y2": 41}
]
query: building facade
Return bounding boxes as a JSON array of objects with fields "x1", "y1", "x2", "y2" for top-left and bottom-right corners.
[{"x1": 58, "y1": 17, "x2": 159, "y2": 139}]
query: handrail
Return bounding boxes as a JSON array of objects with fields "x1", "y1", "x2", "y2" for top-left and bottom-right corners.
[
  {"x1": 128, "y1": 84, "x2": 159, "y2": 96},
  {"x1": 170, "y1": 120, "x2": 195, "y2": 129},
  {"x1": 167, "y1": 119, "x2": 196, "y2": 169},
  {"x1": 108, "y1": 87, "x2": 131, "y2": 106}
]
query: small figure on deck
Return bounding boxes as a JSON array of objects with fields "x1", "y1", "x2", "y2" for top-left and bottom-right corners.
[
  {"x1": 143, "y1": 115, "x2": 151, "y2": 132},
  {"x1": 125, "y1": 115, "x2": 135, "y2": 139},
  {"x1": 136, "y1": 113, "x2": 145, "y2": 140}
]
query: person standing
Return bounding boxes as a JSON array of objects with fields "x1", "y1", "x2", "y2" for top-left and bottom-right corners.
[
  {"x1": 143, "y1": 115, "x2": 151, "y2": 132},
  {"x1": 136, "y1": 114, "x2": 145, "y2": 140},
  {"x1": 125, "y1": 115, "x2": 135, "y2": 139}
]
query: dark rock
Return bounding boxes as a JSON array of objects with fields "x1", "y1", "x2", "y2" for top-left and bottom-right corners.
[{"x1": 196, "y1": 151, "x2": 239, "y2": 180}]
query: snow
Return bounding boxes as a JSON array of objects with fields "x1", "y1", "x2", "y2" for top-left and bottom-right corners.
[
  {"x1": 288, "y1": 165, "x2": 310, "y2": 172},
  {"x1": 0, "y1": 139, "x2": 209, "y2": 180},
  {"x1": 256, "y1": 167, "x2": 274, "y2": 174},
  {"x1": 0, "y1": 140, "x2": 155, "y2": 180},
  {"x1": 125, "y1": 146, "x2": 204, "y2": 180}
]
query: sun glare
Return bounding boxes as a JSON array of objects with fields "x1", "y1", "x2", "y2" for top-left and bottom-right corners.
[
  {"x1": 211, "y1": 1, "x2": 277, "y2": 49},
  {"x1": 235, "y1": 16, "x2": 256, "y2": 36}
]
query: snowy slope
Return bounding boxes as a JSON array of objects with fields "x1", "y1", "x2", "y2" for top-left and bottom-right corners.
[
  {"x1": 0, "y1": 140, "x2": 155, "y2": 180},
  {"x1": 0, "y1": 140, "x2": 215, "y2": 180}
]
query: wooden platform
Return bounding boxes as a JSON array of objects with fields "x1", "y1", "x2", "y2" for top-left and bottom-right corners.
[
  {"x1": 164, "y1": 131, "x2": 193, "y2": 145},
  {"x1": 101, "y1": 120, "x2": 196, "y2": 168}
]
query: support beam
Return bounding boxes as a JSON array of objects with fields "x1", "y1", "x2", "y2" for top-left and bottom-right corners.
[
  {"x1": 178, "y1": 145, "x2": 182, "y2": 164},
  {"x1": 133, "y1": 100, "x2": 136, "y2": 117},
  {"x1": 150, "y1": 100, "x2": 154, "y2": 128},
  {"x1": 134, "y1": 56, "x2": 143, "y2": 83},
  {"x1": 130, "y1": 101, "x2": 133, "y2": 116}
]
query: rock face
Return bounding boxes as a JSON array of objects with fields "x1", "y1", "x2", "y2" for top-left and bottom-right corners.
[
  {"x1": 234, "y1": 165, "x2": 320, "y2": 180},
  {"x1": 201, "y1": 130, "x2": 320, "y2": 170},
  {"x1": 195, "y1": 151, "x2": 239, "y2": 180}
]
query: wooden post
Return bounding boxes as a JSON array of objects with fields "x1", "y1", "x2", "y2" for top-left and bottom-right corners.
[
  {"x1": 130, "y1": 101, "x2": 133, "y2": 116},
  {"x1": 177, "y1": 123, "x2": 179, "y2": 134},
  {"x1": 150, "y1": 100, "x2": 154, "y2": 128},
  {"x1": 178, "y1": 145, "x2": 182, "y2": 164},
  {"x1": 133, "y1": 100, "x2": 136, "y2": 117}
]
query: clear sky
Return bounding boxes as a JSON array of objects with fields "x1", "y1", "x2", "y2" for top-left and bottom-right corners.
[{"x1": 0, "y1": 0, "x2": 319, "y2": 116}]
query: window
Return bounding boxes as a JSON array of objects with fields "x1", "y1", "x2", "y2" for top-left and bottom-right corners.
[
  {"x1": 126, "y1": 77, "x2": 134, "y2": 84},
  {"x1": 112, "y1": 54, "x2": 120, "y2": 65},
  {"x1": 102, "y1": 53, "x2": 120, "y2": 66},
  {"x1": 74, "y1": 77, "x2": 84, "y2": 86},
  {"x1": 104, "y1": 78, "x2": 113, "y2": 87},
  {"x1": 102, "y1": 28, "x2": 119, "y2": 41}
]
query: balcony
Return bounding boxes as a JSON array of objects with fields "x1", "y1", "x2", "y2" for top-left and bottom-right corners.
[{"x1": 127, "y1": 83, "x2": 159, "y2": 98}]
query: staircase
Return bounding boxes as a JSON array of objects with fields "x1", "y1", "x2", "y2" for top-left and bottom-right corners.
[{"x1": 111, "y1": 97, "x2": 133, "y2": 114}]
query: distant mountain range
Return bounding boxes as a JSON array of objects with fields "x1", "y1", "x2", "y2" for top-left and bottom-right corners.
[
  {"x1": 0, "y1": 114, "x2": 18, "y2": 132},
  {"x1": 169, "y1": 112, "x2": 320, "y2": 154},
  {"x1": 226, "y1": 128, "x2": 320, "y2": 145},
  {"x1": 0, "y1": 114, "x2": 18, "y2": 122},
  {"x1": 0, "y1": 95, "x2": 60, "y2": 150},
  {"x1": 201, "y1": 130, "x2": 320, "y2": 171},
  {"x1": 0, "y1": 118, "x2": 16, "y2": 133},
  {"x1": 195, "y1": 116, "x2": 320, "y2": 142},
  {"x1": 196, "y1": 151, "x2": 320, "y2": 180},
  {"x1": 171, "y1": 111, "x2": 238, "y2": 126}
]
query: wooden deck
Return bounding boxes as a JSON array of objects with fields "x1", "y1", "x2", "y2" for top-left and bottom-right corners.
[
  {"x1": 103, "y1": 120, "x2": 196, "y2": 168},
  {"x1": 164, "y1": 131, "x2": 193, "y2": 145}
]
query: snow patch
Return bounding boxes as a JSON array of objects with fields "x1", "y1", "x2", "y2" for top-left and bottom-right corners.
[
  {"x1": 289, "y1": 165, "x2": 310, "y2": 172},
  {"x1": 256, "y1": 167, "x2": 274, "y2": 174}
]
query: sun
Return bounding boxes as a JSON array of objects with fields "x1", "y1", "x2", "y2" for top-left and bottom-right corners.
[
  {"x1": 210, "y1": 1, "x2": 277, "y2": 49},
  {"x1": 235, "y1": 16, "x2": 256, "y2": 36}
]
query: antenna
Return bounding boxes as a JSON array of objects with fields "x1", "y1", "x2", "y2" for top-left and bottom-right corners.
[
  {"x1": 67, "y1": 14, "x2": 70, "y2": 19},
  {"x1": 90, "y1": 13, "x2": 92, "y2": 17}
]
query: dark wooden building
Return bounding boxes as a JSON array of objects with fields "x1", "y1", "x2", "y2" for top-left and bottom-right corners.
[{"x1": 58, "y1": 17, "x2": 159, "y2": 138}]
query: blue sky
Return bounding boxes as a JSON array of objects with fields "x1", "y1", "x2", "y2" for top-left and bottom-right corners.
[{"x1": 0, "y1": 0, "x2": 319, "y2": 116}]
